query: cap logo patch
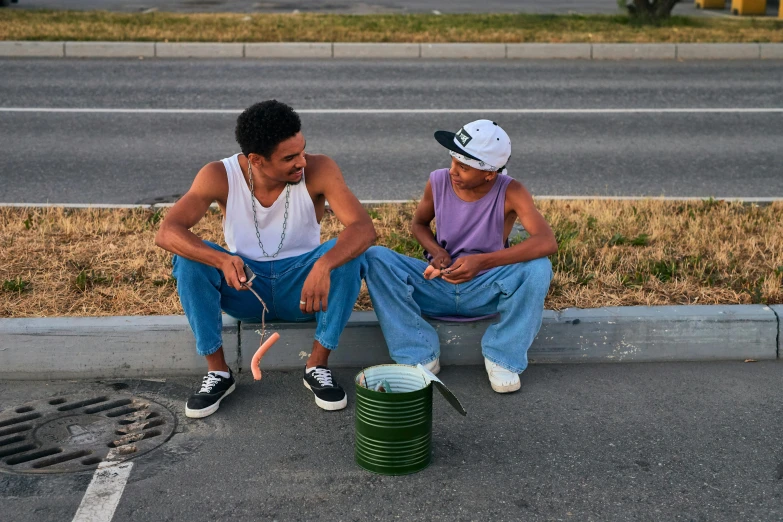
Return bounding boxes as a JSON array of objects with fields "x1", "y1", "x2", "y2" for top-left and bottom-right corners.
[{"x1": 455, "y1": 127, "x2": 473, "y2": 147}]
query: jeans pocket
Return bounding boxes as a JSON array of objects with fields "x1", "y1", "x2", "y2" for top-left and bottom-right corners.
[{"x1": 493, "y1": 279, "x2": 511, "y2": 296}]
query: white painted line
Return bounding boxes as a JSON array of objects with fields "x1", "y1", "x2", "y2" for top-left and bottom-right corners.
[
  {"x1": 356, "y1": 199, "x2": 410, "y2": 204},
  {"x1": 534, "y1": 196, "x2": 783, "y2": 202},
  {"x1": 1, "y1": 107, "x2": 783, "y2": 115},
  {"x1": 0, "y1": 203, "x2": 154, "y2": 209},
  {"x1": 0, "y1": 201, "x2": 410, "y2": 209},
  {"x1": 72, "y1": 461, "x2": 133, "y2": 522},
  {"x1": 2, "y1": 197, "x2": 782, "y2": 209}
]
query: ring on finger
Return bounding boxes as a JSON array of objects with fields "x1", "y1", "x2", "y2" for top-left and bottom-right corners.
[{"x1": 300, "y1": 300, "x2": 307, "y2": 305}]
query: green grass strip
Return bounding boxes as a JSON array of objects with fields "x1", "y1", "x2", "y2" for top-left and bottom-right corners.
[{"x1": 1, "y1": 10, "x2": 782, "y2": 43}]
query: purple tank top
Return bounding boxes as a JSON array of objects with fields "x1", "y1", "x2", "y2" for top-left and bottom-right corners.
[{"x1": 427, "y1": 168, "x2": 512, "y2": 264}]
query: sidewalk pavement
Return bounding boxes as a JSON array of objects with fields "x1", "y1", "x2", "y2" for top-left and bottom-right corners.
[
  {"x1": 2, "y1": 361, "x2": 783, "y2": 521},
  {"x1": 1, "y1": 305, "x2": 780, "y2": 380},
  {"x1": 2, "y1": 41, "x2": 783, "y2": 59}
]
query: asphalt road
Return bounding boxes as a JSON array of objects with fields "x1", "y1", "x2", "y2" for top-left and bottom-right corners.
[
  {"x1": 2, "y1": 361, "x2": 783, "y2": 521},
  {"x1": 6, "y1": 0, "x2": 745, "y2": 16},
  {"x1": 2, "y1": 59, "x2": 782, "y2": 203}
]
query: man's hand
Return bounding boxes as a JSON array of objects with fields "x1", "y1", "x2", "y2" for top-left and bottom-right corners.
[
  {"x1": 219, "y1": 255, "x2": 249, "y2": 291},
  {"x1": 429, "y1": 248, "x2": 452, "y2": 270},
  {"x1": 300, "y1": 260, "x2": 331, "y2": 313},
  {"x1": 441, "y1": 255, "x2": 485, "y2": 284}
]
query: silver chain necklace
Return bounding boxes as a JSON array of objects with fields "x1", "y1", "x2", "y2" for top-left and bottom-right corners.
[{"x1": 247, "y1": 162, "x2": 290, "y2": 258}]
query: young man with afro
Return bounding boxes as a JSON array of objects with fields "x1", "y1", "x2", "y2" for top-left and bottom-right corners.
[{"x1": 156, "y1": 100, "x2": 376, "y2": 418}]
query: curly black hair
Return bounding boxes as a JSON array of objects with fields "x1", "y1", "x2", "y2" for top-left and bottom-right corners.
[{"x1": 235, "y1": 100, "x2": 302, "y2": 159}]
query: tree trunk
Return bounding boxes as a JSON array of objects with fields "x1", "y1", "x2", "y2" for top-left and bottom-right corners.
[
  {"x1": 628, "y1": 0, "x2": 679, "y2": 18},
  {"x1": 632, "y1": 0, "x2": 654, "y2": 15},
  {"x1": 654, "y1": 0, "x2": 680, "y2": 18}
]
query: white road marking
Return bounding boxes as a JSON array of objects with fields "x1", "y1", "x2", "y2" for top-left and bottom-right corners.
[
  {"x1": 531, "y1": 196, "x2": 783, "y2": 202},
  {"x1": 1, "y1": 196, "x2": 781, "y2": 209},
  {"x1": 0, "y1": 203, "x2": 150, "y2": 209},
  {"x1": 0, "y1": 107, "x2": 782, "y2": 115},
  {"x1": 71, "y1": 460, "x2": 133, "y2": 522}
]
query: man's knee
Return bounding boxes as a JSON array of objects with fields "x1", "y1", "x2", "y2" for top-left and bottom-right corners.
[
  {"x1": 498, "y1": 257, "x2": 552, "y2": 296},
  {"x1": 365, "y1": 245, "x2": 386, "y2": 261},
  {"x1": 516, "y1": 258, "x2": 553, "y2": 297},
  {"x1": 364, "y1": 246, "x2": 403, "y2": 281},
  {"x1": 525, "y1": 257, "x2": 553, "y2": 284},
  {"x1": 365, "y1": 246, "x2": 394, "y2": 268}
]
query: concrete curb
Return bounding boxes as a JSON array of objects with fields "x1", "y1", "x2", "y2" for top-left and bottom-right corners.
[
  {"x1": 421, "y1": 43, "x2": 506, "y2": 59},
  {"x1": 677, "y1": 43, "x2": 761, "y2": 60},
  {"x1": 761, "y1": 43, "x2": 783, "y2": 59},
  {"x1": 0, "y1": 41, "x2": 64, "y2": 57},
  {"x1": 155, "y1": 42, "x2": 244, "y2": 58},
  {"x1": 245, "y1": 42, "x2": 332, "y2": 59},
  {"x1": 507, "y1": 43, "x2": 591, "y2": 60},
  {"x1": 0, "y1": 305, "x2": 778, "y2": 380},
  {"x1": 1, "y1": 41, "x2": 782, "y2": 60},
  {"x1": 0, "y1": 316, "x2": 239, "y2": 380},
  {"x1": 334, "y1": 42, "x2": 419, "y2": 58},
  {"x1": 65, "y1": 41, "x2": 155, "y2": 58},
  {"x1": 592, "y1": 43, "x2": 676, "y2": 60}
]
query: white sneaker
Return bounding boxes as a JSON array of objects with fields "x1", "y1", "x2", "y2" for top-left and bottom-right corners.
[
  {"x1": 484, "y1": 358, "x2": 520, "y2": 393},
  {"x1": 422, "y1": 358, "x2": 440, "y2": 375}
]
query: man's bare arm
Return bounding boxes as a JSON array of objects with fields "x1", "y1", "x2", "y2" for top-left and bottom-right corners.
[
  {"x1": 311, "y1": 156, "x2": 376, "y2": 270},
  {"x1": 154, "y1": 162, "x2": 247, "y2": 290},
  {"x1": 411, "y1": 181, "x2": 452, "y2": 268},
  {"x1": 298, "y1": 155, "x2": 375, "y2": 313},
  {"x1": 475, "y1": 180, "x2": 558, "y2": 271}
]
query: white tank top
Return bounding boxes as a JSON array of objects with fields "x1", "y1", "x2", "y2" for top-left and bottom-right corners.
[{"x1": 222, "y1": 153, "x2": 321, "y2": 262}]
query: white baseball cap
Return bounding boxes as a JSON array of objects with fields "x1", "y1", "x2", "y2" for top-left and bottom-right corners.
[{"x1": 434, "y1": 119, "x2": 511, "y2": 173}]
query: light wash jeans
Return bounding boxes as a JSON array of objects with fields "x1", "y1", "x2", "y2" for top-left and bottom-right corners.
[
  {"x1": 172, "y1": 239, "x2": 364, "y2": 357},
  {"x1": 364, "y1": 246, "x2": 552, "y2": 374}
]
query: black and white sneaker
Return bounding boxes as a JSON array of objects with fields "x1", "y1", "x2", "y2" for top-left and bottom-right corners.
[
  {"x1": 303, "y1": 366, "x2": 347, "y2": 411},
  {"x1": 185, "y1": 370, "x2": 236, "y2": 419}
]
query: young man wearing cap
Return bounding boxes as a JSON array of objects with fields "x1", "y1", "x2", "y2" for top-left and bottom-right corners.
[
  {"x1": 364, "y1": 120, "x2": 557, "y2": 393},
  {"x1": 155, "y1": 100, "x2": 376, "y2": 417}
]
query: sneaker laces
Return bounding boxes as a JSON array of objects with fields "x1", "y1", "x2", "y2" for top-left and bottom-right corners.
[
  {"x1": 199, "y1": 372, "x2": 222, "y2": 393},
  {"x1": 309, "y1": 368, "x2": 334, "y2": 387},
  {"x1": 485, "y1": 360, "x2": 516, "y2": 380}
]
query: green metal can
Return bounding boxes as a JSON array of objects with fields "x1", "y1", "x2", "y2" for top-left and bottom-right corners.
[{"x1": 354, "y1": 364, "x2": 466, "y2": 476}]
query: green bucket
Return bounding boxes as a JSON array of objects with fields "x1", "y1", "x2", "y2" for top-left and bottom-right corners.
[{"x1": 354, "y1": 364, "x2": 466, "y2": 476}]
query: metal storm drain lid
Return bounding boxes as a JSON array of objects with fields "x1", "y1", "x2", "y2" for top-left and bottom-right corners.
[{"x1": 0, "y1": 395, "x2": 176, "y2": 474}]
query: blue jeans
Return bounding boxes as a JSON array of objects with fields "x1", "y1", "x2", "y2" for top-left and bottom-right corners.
[
  {"x1": 172, "y1": 239, "x2": 364, "y2": 357},
  {"x1": 364, "y1": 246, "x2": 552, "y2": 374}
]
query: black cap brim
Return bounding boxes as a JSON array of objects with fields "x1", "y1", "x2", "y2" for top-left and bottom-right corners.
[{"x1": 434, "y1": 130, "x2": 482, "y2": 162}]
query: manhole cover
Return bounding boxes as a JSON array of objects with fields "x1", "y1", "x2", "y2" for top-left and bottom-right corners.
[{"x1": 0, "y1": 395, "x2": 176, "y2": 474}]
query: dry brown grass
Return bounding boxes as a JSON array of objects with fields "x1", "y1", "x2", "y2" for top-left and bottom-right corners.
[
  {"x1": 1, "y1": 11, "x2": 782, "y2": 43},
  {"x1": 1, "y1": 200, "x2": 781, "y2": 318},
  {"x1": 539, "y1": 199, "x2": 783, "y2": 309}
]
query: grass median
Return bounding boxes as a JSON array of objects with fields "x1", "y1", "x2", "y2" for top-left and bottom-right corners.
[
  {"x1": 1, "y1": 10, "x2": 782, "y2": 43},
  {"x1": 1, "y1": 200, "x2": 782, "y2": 318}
]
